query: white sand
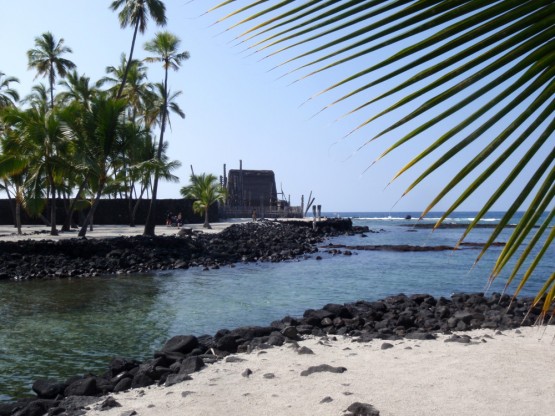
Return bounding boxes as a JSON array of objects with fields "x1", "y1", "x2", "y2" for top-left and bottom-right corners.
[
  {"x1": 0, "y1": 221, "x2": 247, "y2": 241},
  {"x1": 84, "y1": 326, "x2": 555, "y2": 416}
]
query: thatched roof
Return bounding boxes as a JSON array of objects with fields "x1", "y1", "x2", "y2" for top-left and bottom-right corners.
[{"x1": 227, "y1": 169, "x2": 277, "y2": 207}]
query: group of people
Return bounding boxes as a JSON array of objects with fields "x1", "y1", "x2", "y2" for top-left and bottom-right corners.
[{"x1": 165, "y1": 212, "x2": 183, "y2": 227}]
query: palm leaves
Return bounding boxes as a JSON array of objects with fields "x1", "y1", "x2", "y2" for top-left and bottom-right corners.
[
  {"x1": 27, "y1": 32, "x2": 76, "y2": 109},
  {"x1": 206, "y1": 1, "x2": 554, "y2": 318},
  {"x1": 1, "y1": 4, "x2": 187, "y2": 235},
  {"x1": 180, "y1": 173, "x2": 226, "y2": 229},
  {"x1": 0, "y1": 71, "x2": 19, "y2": 109},
  {"x1": 1, "y1": 104, "x2": 70, "y2": 235},
  {"x1": 110, "y1": 0, "x2": 167, "y2": 98}
]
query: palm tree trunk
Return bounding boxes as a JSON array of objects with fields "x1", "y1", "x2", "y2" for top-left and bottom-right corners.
[
  {"x1": 3, "y1": 181, "x2": 16, "y2": 228},
  {"x1": 49, "y1": 180, "x2": 58, "y2": 236},
  {"x1": 143, "y1": 68, "x2": 169, "y2": 236},
  {"x1": 117, "y1": 20, "x2": 140, "y2": 99},
  {"x1": 49, "y1": 62, "x2": 55, "y2": 109},
  {"x1": 15, "y1": 201, "x2": 22, "y2": 235},
  {"x1": 143, "y1": 172, "x2": 160, "y2": 235},
  {"x1": 203, "y1": 207, "x2": 211, "y2": 229},
  {"x1": 131, "y1": 186, "x2": 146, "y2": 227},
  {"x1": 79, "y1": 186, "x2": 104, "y2": 237},
  {"x1": 62, "y1": 178, "x2": 88, "y2": 231}
]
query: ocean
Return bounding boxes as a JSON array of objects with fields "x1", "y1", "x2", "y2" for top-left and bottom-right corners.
[{"x1": 0, "y1": 211, "x2": 552, "y2": 401}]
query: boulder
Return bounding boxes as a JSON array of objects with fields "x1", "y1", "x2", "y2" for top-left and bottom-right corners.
[
  {"x1": 179, "y1": 356, "x2": 205, "y2": 374},
  {"x1": 64, "y1": 377, "x2": 99, "y2": 397},
  {"x1": 31, "y1": 378, "x2": 66, "y2": 399},
  {"x1": 160, "y1": 335, "x2": 199, "y2": 355},
  {"x1": 164, "y1": 373, "x2": 192, "y2": 387},
  {"x1": 346, "y1": 402, "x2": 380, "y2": 416},
  {"x1": 12, "y1": 399, "x2": 58, "y2": 416},
  {"x1": 113, "y1": 377, "x2": 132, "y2": 393},
  {"x1": 131, "y1": 373, "x2": 154, "y2": 388}
]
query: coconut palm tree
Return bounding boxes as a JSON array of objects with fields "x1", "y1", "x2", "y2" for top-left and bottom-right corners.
[
  {"x1": 206, "y1": 2, "x2": 555, "y2": 318},
  {"x1": 125, "y1": 133, "x2": 181, "y2": 226},
  {"x1": 1, "y1": 104, "x2": 69, "y2": 235},
  {"x1": 142, "y1": 82, "x2": 185, "y2": 129},
  {"x1": 57, "y1": 70, "x2": 97, "y2": 108},
  {"x1": 0, "y1": 119, "x2": 28, "y2": 234},
  {"x1": 61, "y1": 95, "x2": 127, "y2": 237},
  {"x1": 109, "y1": 0, "x2": 167, "y2": 99},
  {"x1": 142, "y1": 31, "x2": 189, "y2": 236},
  {"x1": 23, "y1": 84, "x2": 50, "y2": 112},
  {"x1": 0, "y1": 71, "x2": 19, "y2": 110},
  {"x1": 27, "y1": 32, "x2": 76, "y2": 109},
  {"x1": 180, "y1": 173, "x2": 227, "y2": 229},
  {"x1": 99, "y1": 54, "x2": 150, "y2": 121}
]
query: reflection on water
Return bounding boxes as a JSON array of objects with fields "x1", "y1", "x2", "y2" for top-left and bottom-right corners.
[
  {"x1": 0, "y1": 276, "x2": 170, "y2": 401},
  {"x1": 0, "y1": 217, "x2": 551, "y2": 401}
]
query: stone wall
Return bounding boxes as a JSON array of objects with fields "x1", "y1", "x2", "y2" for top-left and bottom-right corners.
[{"x1": 0, "y1": 198, "x2": 218, "y2": 226}]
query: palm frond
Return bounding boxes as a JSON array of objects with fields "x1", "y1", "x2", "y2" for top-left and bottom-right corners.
[{"x1": 206, "y1": 1, "x2": 555, "y2": 316}]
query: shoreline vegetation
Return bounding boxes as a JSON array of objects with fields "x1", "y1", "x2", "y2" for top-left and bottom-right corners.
[{"x1": 1, "y1": 220, "x2": 554, "y2": 416}]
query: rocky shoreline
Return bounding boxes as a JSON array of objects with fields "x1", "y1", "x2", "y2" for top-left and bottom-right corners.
[
  {"x1": 1, "y1": 220, "x2": 550, "y2": 415},
  {"x1": 1, "y1": 291, "x2": 546, "y2": 416},
  {"x1": 0, "y1": 219, "x2": 359, "y2": 281}
]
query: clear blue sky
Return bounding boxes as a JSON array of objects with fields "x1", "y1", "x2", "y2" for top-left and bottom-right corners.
[{"x1": 0, "y1": 1, "x2": 530, "y2": 213}]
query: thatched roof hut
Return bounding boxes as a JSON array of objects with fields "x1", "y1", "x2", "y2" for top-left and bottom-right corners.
[{"x1": 226, "y1": 169, "x2": 278, "y2": 207}]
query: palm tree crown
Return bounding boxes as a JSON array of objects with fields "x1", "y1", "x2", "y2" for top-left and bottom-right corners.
[
  {"x1": 0, "y1": 71, "x2": 19, "y2": 109},
  {"x1": 58, "y1": 70, "x2": 97, "y2": 108},
  {"x1": 110, "y1": 0, "x2": 167, "y2": 98},
  {"x1": 27, "y1": 32, "x2": 76, "y2": 109},
  {"x1": 180, "y1": 173, "x2": 227, "y2": 229},
  {"x1": 143, "y1": 31, "x2": 190, "y2": 74},
  {"x1": 111, "y1": 0, "x2": 166, "y2": 33}
]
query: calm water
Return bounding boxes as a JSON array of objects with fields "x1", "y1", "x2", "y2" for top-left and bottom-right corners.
[{"x1": 0, "y1": 211, "x2": 552, "y2": 401}]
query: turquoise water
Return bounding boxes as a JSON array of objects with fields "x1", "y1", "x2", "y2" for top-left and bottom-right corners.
[{"x1": 0, "y1": 212, "x2": 552, "y2": 401}]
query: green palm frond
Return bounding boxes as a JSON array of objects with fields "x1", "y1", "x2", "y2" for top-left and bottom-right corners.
[
  {"x1": 206, "y1": 1, "x2": 555, "y2": 317},
  {"x1": 181, "y1": 173, "x2": 227, "y2": 221}
]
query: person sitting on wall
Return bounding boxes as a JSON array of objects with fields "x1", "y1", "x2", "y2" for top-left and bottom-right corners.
[
  {"x1": 177, "y1": 212, "x2": 183, "y2": 227},
  {"x1": 166, "y1": 212, "x2": 172, "y2": 226}
]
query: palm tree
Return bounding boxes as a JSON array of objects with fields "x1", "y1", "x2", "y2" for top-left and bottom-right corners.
[
  {"x1": 142, "y1": 82, "x2": 185, "y2": 129},
  {"x1": 23, "y1": 84, "x2": 50, "y2": 112},
  {"x1": 206, "y1": 2, "x2": 555, "y2": 318},
  {"x1": 27, "y1": 32, "x2": 76, "y2": 109},
  {"x1": 180, "y1": 173, "x2": 226, "y2": 229},
  {"x1": 57, "y1": 70, "x2": 97, "y2": 108},
  {"x1": 98, "y1": 54, "x2": 150, "y2": 121},
  {"x1": 1, "y1": 105, "x2": 68, "y2": 235},
  {"x1": 0, "y1": 71, "x2": 19, "y2": 109},
  {"x1": 142, "y1": 31, "x2": 189, "y2": 236},
  {"x1": 61, "y1": 95, "x2": 127, "y2": 237},
  {"x1": 109, "y1": 0, "x2": 167, "y2": 99},
  {"x1": 0, "y1": 118, "x2": 28, "y2": 234}
]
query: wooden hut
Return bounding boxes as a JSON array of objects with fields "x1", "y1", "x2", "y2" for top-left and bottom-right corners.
[{"x1": 226, "y1": 169, "x2": 278, "y2": 207}]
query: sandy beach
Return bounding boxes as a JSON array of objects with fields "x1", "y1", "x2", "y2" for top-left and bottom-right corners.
[
  {"x1": 0, "y1": 221, "x2": 243, "y2": 241},
  {"x1": 82, "y1": 326, "x2": 555, "y2": 416}
]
